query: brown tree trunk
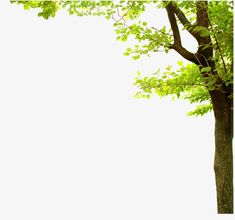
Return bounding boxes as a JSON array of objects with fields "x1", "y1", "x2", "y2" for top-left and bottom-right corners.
[
  {"x1": 165, "y1": 1, "x2": 233, "y2": 212},
  {"x1": 210, "y1": 90, "x2": 233, "y2": 213}
]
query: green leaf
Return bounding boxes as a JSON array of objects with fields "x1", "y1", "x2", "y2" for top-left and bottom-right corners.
[
  {"x1": 143, "y1": 21, "x2": 147, "y2": 26},
  {"x1": 132, "y1": 55, "x2": 140, "y2": 60},
  {"x1": 201, "y1": 66, "x2": 211, "y2": 73},
  {"x1": 177, "y1": 61, "x2": 184, "y2": 67},
  {"x1": 187, "y1": 104, "x2": 213, "y2": 116}
]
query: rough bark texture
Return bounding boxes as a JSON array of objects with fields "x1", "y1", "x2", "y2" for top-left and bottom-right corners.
[
  {"x1": 165, "y1": 1, "x2": 233, "y2": 213},
  {"x1": 210, "y1": 90, "x2": 233, "y2": 213}
]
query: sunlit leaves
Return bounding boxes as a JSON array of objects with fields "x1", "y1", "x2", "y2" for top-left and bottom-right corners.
[
  {"x1": 12, "y1": 0, "x2": 233, "y2": 117},
  {"x1": 134, "y1": 63, "x2": 213, "y2": 116},
  {"x1": 208, "y1": 0, "x2": 233, "y2": 86},
  {"x1": 119, "y1": 22, "x2": 171, "y2": 59},
  {"x1": 187, "y1": 104, "x2": 213, "y2": 116},
  {"x1": 11, "y1": 0, "x2": 59, "y2": 19},
  {"x1": 38, "y1": 1, "x2": 59, "y2": 19}
]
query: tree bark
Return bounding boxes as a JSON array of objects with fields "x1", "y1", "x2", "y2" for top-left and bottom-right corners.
[
  {"x1": 165, "y1": 1, "x2": 233, "y2": 213},
  {"x1": 210, "y1": 90, "x2": 233, "y2": 213}
]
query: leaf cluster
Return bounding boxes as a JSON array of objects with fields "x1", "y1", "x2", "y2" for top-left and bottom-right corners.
[
  {"x1": 11, "y1": 0, "x2": 59, "y2": 19},
  {"x1": 134, "y1": 62, "x2": 213, "y2": 116},
  {"x1": 11, "y1": 0, "x2": 233, "y2": 117}
]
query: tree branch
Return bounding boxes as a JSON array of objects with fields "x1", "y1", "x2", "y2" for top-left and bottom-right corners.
[
  {"x1": 195, "y1": 1, "x2": 213, "y2": 57},
  {"x1": 165, "y1": 2, "x2": 200, "y2": 65},
  {"x1": 169, "y1": 1, "x2": 214, "y2": 67},
  {"x1": 196, "y1": 1, "x2": 209, "y2": 28},
  {"x1": 170, "y1": 2, "x2": 201, "y2": 41}
]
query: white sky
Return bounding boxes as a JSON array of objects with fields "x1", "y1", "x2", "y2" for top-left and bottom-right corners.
[{"x1": 1, "y1": 1, "x2": 231, "y2": 220}]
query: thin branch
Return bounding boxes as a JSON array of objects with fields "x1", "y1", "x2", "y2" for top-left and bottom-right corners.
[
  {"x1": 111, "y1": 14, "x2": 169, "y2": 50},
  {"x1": 150, "y1": 26, "x2": 172, "y2": 37},
  {"x1": 113, "y1": 2, "x2": 134, "y2": 25}
]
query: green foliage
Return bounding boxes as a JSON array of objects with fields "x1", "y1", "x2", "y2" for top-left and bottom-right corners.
[
  {"x1": 207, "y1": 1, "x2": 233, "y2": 89},
  {"x1": 11, "y1": 0, "x2": 233, "y2": 117},
  {"x1": 134, "y1": 62, "x2": 213, "y2": 115},
  {"x1": 209, "y1": 1, "x2": 233, "y2": 61},
  {"x1": 11, "y1": 0, "x2": 59, "y2": 19},
  {"x1": 187, "y1": 103, "x2": 213, "y2": 117},
  {"x1": 38, "y1": 1, "x2": 59, "y2": 19}
]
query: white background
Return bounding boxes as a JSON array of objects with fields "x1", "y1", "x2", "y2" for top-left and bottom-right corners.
[{"x1": 0, "y1": 1, "x2": 233, "y2": 219}]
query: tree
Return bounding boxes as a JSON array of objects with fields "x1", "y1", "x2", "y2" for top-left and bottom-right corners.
[{"x1": 11, "y1": 0, "x2": 233, "y2": 214}]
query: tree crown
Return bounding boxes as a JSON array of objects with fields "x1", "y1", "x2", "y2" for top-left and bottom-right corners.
[{"x1": 11, "y1": 0, "x2": 233, "y2": 116}]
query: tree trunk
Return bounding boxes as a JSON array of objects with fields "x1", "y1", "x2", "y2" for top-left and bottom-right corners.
[
  {"x1": 165, "y1": 0, "x2": 233, "y2": 212},
  {"x1": 210, "y1": 90, "x2": 233, "y2": 213}
]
